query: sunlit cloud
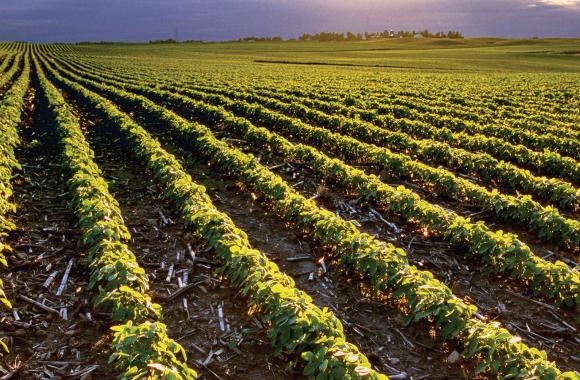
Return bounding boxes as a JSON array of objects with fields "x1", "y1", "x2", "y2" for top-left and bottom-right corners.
[{"x1": 538, "y1": 0, "x2": 580, "y2": 6}]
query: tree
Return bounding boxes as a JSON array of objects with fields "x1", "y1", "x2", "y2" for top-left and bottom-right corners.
[{"x1": 447, "y1": 30, "x2": 464, "y2": 39}]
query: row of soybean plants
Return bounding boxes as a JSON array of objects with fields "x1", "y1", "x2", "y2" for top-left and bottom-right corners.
[
  {"x1": 360, "y1": 81, "x2": 580, "y2": 138},
  {"x1": 42, "y1": 53, "x2": 577, "y2": 380},
  {"x1": 0, "y1": 53, "x2": 23, "y2": 91},
  {"x1": 189, "y1": 79, "x2": 580, "y2": 186},
  {"x1": 310, "y1": 82, "x2": 580, "y2": 142},
  {"x1": 0, "y1": 53, "x2": 30, "y2": 353},
  {"x1": 224, "y1": 81, "x2": 580, "y2": 184},
  {"x1": 282, "y1": 73, "x2": 579, "y2": 138},
  {"x1": 67, "y1": 63, "x2": 579, "y2": 247},
  {"x1": 32, "y1": 53, "x2": 199, "y2": 379},
  {"x1": 37, "y1": 53, "x2": 389, "y2": 380},
  {"x1": 53, "y1": 57, "x2": 580, "y2": 211},
  {"x1": 70, "y1": 56, "x2": 580, "y2": 160},
  {"x1": 48, "y1": 55, "x2": 580, "y2": 307},
  {"x1": 369, "y1": 94, "x2": 580, "y2": 142},
  {"x1": 192, "y1": 81, "x2": 580, "y2": 205},
  {"x1": 0, "y1": 53, "x2": 16, "y2": 81},
  {"x1": 66, "y1": 54, "x2": 579, "y2": 206}
]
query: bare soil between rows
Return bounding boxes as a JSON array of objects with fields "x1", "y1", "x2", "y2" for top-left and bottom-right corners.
[
  {"x1": 226, "y1": 134, "x2": 580, "y2": 373},
  {"x1": 18, "y1": 64, "x2": 579, "y2": 379},
  {"x1": 61, "y1": 82, "x2": 485, "y2": 379},
  {"x1": 112, "y1": 75, "x2": 579, "y2": 373},
  {"x1": 78, "y1": 108, "x2": 298, "y2": 380},
  {"x1": 1, "y1": 79, "x2": 112, "y2": 378},
  {"x1": 135, "y1": 85, "x2": 579, "y2": 373}
]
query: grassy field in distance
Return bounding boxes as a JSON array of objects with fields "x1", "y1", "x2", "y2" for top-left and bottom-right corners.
[{"x1": 75, "y1": 37, "x2": 580, "y2": 72}]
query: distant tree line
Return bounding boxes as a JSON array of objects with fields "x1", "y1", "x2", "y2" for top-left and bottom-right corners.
[
  {"x1": 78, "y1": 29, "x2": 464, "y2": 45},
  {"x1": 77, "y1": 41, "x2": 132, "y2": 45},
  {"x1": 235, "y1": 36, "x2": 283, "y2": 42},
  {"x1": 148, "y1": 36, "x2": 284, "y2": 44},
  {"x1": 148, "y1": 38, "x2": 178, "y2": 44},
  {"x1": 297, "y1": 30, "x2": 464, "y2": 41},
  {"x1": 228, "y1": 30, "x2": 463, "y2": 43}
]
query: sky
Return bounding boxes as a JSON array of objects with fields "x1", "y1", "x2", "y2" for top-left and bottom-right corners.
[{"x1": 0, "y1": 0, "x2": 579, "y2": 42}]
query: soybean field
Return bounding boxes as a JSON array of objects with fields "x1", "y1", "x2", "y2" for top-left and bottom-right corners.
[{"x1": 0, "y1": 39, "x2": 578, "y2": 379}]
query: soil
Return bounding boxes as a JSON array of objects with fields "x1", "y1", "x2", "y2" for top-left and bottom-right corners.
[
  {"x1": 226, "y1": 136, "x2": 580, "y2": 373},
  {"x1": 79, "y1": 111, "x2": 298, "y2": 380},
  {"x1": 69, "y1": 70, "x2": 580, "y2": 374},
  {"x1": 120, "y1": 87, "x2": 579, "y2": 373},
  {"x1": 64, "y1": 87, "x2": 483, "y2": 379},
  {"x1": 11, "y1": 62, "x2": 576, "y2": 380},
  {"x1": 0, "y1": 81, "x2": 112, "y2": 378}
]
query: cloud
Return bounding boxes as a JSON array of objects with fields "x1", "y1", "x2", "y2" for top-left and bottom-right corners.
[
  {"x1": 0, "y1": 0, "x2": 579, "y2": 42},
  {"x1": 539, "y1": 0, "x2": 580, "y2": 5}
]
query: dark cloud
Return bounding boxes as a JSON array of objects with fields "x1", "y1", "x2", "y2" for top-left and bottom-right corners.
[{"x1": 0, "y1": 0, "x2": 578, "y2": 42}]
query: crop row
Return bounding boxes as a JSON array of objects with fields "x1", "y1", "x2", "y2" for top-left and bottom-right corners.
[
  {"x1": 288, "y1": 84, "x2": 580, "y2": 142},
  {"x1": 0, "y1": 54, "x2": 30, "y2": 354},
  {"x1": 260, "y1": 74, "x2": 579, "y2": 135},
  {"x1": 49, "y1": 57, "x2": 580, "y2": 216},
  {"x1": 0, "y1": 54, "x2": 22, "y2": 91},
  {"x1": 0, "y1": 54, "x2": 15, "y2": 81},
  {"x1": 68, "y1": 55, "x2": 579, "y2": 145},
  {"x1": 85, "y1": 71, "x2": 580, "y2": 247},
  {"x1": 214, "y1": 82, "x2": 580, "y2": 186},
  {"x1": 38, "y1": 54, "x2": 390, "y2": 380},
  {"x1": 49, "y1": 55, "x2": 580, "y2": 306},
  {"x1": 41, "y1": 54, "x2": 577, "y2": 379},
  {"x1": 62, "y1": 56, "x2": 580, "y2": 209},
  {"x1": 33, "y1": 53, "x2": 199, "y2": 379}
]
